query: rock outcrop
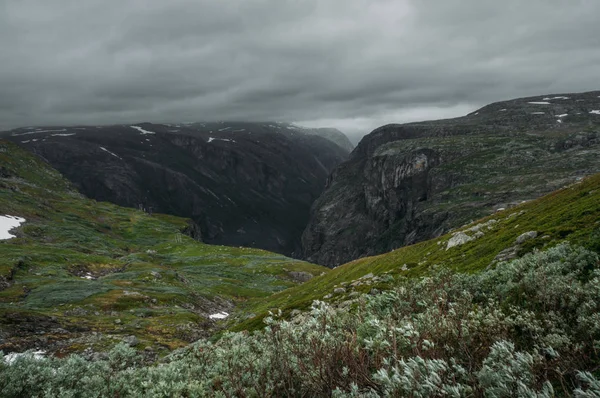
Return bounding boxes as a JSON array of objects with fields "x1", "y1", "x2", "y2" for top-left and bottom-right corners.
[
  {"x1": 1, "y1": 122, "x2": 350, "y2": 256},
  {"x1": 303, "y1": 90, "x2": 600, "y2": 267}
]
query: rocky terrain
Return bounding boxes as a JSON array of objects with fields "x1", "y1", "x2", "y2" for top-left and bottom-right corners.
[
  {"x1": 0, "y1": 122, "x2": 351, "y2": 257},
  {"x1": 302, "y1": 90, "x2": 600, "y2": 267}
]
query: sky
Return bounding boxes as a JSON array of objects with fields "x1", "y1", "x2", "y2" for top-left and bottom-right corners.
[{"x1": 1, "y1": 0, "x2": 599, "y2": 142}]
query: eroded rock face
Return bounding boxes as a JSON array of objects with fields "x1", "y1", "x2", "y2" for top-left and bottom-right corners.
[
  {"x1": 1, "y1": 122, "x2": 350, "y2": 256},
  {"x1": 303, "y1": 90, "x2": 600, "y2": 267}
]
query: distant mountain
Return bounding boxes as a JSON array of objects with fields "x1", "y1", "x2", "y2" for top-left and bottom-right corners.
[
  {"x1": 302, "y1": 90, "x2": 600, "y2": 267},
  {"x1": 0, "y1": 122, "x2": 350, "y2": 256},
  {"x1": 293, "y1": 126, "x2": 354, "y2": 152}
]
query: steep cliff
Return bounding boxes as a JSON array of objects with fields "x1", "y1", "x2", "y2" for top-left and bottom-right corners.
[
  {"x1": 302, "y1": 90, "x2": 600, "y2": 267},
  {"x1": 1, "y1": 122, "x2": 349, "y2": 256}
]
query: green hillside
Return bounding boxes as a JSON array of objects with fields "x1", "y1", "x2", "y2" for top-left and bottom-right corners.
[
  {"x1": 235, "y1": 171, "x2": 600, "y2": 330},
  {"x1": 0, "y1": 140, "x2": 328, "y2": 354}
]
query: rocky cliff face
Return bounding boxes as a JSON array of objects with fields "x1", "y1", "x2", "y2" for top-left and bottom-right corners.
[
  {"x1": 1, "y1": 122, "x2": 349, "y2": 256},
  {"x1": 302, "y1": 90, "x2": 600, "y2": 267}
]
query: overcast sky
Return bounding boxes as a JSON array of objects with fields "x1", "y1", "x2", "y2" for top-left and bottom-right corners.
[{"x1": 1, "y1": 0, "x2": 599, "y2": 141}]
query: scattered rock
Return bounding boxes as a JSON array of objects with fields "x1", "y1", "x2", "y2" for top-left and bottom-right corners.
[
  {"x1": 290, "y1": 309, "x2": 301, "y2": 317},
  {"x1": 288, "y1": 271, "x2": 313, "y2": 283},
  {"x1": 123, "y1": 335, "x2": 139, "y2": 347},
  {"x1": 150, "y1": 271, "x2": 161, "y2": 279},
  {"x1": 333, "y1": 287, "x2": 346, "y2": 294},
  {"x1": 114, "y1": 319, "x2": 122, "y2": 325},
  {"x1": 323, "y1": 294, "x2": 333, "y2": 299},
  {"x1": 446, "y1": 232, "x2": 474, "y2": 250},
  {"x1": 515, "y1": 231, "x2": 538, "y2": 244},
  {"x1": 493, "y1": 246, "x2": 519, "y2": 263}
]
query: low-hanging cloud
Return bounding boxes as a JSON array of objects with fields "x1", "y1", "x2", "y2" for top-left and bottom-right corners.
[{"x1": 1, "y1": 0, "x2": 599, "y2": 141}]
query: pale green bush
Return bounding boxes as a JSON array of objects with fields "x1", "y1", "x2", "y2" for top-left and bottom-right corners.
[{"x1": 1, "y1": 243, "x2": 599, "y2": 397}]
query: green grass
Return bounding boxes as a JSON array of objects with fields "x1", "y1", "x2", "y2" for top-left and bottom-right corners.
[
  {"x1": 233, "y1": 172, "x2": 600, "y2": 331},
  {"x1": 0, "y1": 140, "x2": 330, "y2": 352}
]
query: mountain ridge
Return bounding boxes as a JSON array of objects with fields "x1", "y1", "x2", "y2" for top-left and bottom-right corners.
[
  {"x1": 302, "y1": 90, "x2": 600, "y2": 267},
  {"x1": 1, "y1": 122, "x2": 351, "y2": 257}
]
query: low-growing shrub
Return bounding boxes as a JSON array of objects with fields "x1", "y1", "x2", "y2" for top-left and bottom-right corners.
[{"x1": 2, "y1": 243, "x2": 600, "y2": 397}]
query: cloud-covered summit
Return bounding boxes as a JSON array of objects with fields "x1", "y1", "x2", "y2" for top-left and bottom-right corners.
[{"x1": 1, "y1": 0, "x2": 599, "y2": 140}]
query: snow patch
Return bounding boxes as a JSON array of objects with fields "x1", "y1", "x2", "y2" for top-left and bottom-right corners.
[
  {"x1": 543, "y1": 96, "x2": 570, "y2": 100},
  {"x1": 99, "y1": 147, "x2": 122, "y2": 160},
  {"x1": 0, "y1": 215, "x2": 26, "y2": 240},
  {"x1": 556, "y1": 114, "x2": 568, "y2": 118},
  {"x1": 21, "y1": 140, "x2": 30, "y2": 144},
  {"x1": 209, "y1": 312, "x2": 229, "y2": 320},
  {"x1": 528, "y1": 102, "x2": 551, "y2": 105},
  {"x1": 207, "y1": 137, "x2": 236, "y2": 143},
  {"x1": 51, "y1": 133, "x2": 76, "y2": 137},
  {"x1": 218, "y1": 127, "x2": 231, "y2": 131},
  {"x1": 12, "y1": 129, "x2": 67, "y2": 136},
  {"x1": 590, "y1": 110, "x2": 600, "y2": 115},
  {"x1": 531, "y1": 112, "x2": 545, "y2": 115},
  {"x1": 130, "y1": 125, "x2": 156, "y2": 135},
  {"x1": 499, "y1": 109, "x2": 507, "y2": 112}
]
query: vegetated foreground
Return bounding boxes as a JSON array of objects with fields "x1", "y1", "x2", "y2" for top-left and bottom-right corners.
[
  {"x1": 0, "y1": 139, "x2": 328, "y2": 355},
  {"x1": 4, "y1": 242, "x2": 600, "y2": 396},
  {"x1": 2, "y1": 141, "x2": 600, "y2": 396}
]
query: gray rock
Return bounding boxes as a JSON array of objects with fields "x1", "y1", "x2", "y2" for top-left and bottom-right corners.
[
  {"x1": 151, "y1": 271, "x2": 161, "y2": 279},
  {"x1": 333, "y1": 287, "x2": 346, "y2": 294},
  {"x1": 288, "y1": 271, "x2": 313, "y2": 283},
  {"x1": 123, "y1": 335, "x2": 139, "y2": 347},
  {"x1": 494, "y1": 246, "x2": 519, "y2": 263},
  {"x1": 515, "y1": 231, "x2": 538, "y2": 244},
  {"x1": 446, "y1": 232, "x2": 474, "y2": 250},
  {"x1": 114, "y1": 318, "x2": 122, "y2": 325}
]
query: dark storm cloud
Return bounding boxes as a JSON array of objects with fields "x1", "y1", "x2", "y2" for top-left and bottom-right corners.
[{"x1": 1, "y1": 0, "x2": 599, "y2": 139}]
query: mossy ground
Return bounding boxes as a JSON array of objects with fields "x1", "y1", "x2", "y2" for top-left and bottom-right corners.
[
  {"x1": 234, "y1": 172, "x2": 600, "y2": 331},
  {"x1": 0, "y1": 140, "x2": 328, "y2": 353}
]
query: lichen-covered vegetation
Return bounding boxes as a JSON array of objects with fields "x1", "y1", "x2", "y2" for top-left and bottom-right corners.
[{"x1": 4, "y1": 243, "x2": 600, "y2": 397}]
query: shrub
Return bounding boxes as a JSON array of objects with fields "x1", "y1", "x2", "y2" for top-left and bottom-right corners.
[{"x1": 2, "y1": 243, "x2": 600, "y2": 397}]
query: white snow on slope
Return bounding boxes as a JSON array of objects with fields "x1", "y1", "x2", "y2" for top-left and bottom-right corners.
[
  {"x1": 556, "y1": 114, "x2": 568, "y2": 118},
  {"x1": 528, "y1": 101, "x2": 551, "y2": 105},
  {"x1": 12, "y1": 129, "x2": 67, "y2": 136},
  {"x1": 130, "y1": 125, "x2": 156, "y2": 135},
  {"x1": 0, "y1": 215, "x2": 26, "y2": 240},
  {"x1": 590, "y1": 110, "x2": 600, "y2": 115},
  {"x1": 100, "y1": 147, "x2": 122, "y2": 159},
  {"x1": 51, "y1": 133, "x2": 76, "y2": 137},
  {"x1": 207, "y1": 137, "x2": 236, "y2": 143},
  {"x1": 543, "y1": 96, "x2": 570, "y2": 100},
  {"x1": 209, "y1": 312, "x2": 229, "y2": 320},
  {"x1": 218, "y1": 127, "x2": 231, "y2": 131},
  {"x1": 531, "y1": 112, "x2": 545, "y2": 115}
]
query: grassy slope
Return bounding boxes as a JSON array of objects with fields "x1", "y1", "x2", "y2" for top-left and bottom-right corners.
[
  {"x1": 0, "y1": 140, "x2": 328, "y2": 352},
  {"x1": 235, "y1": 172, "x2": 600, "y2": 331}
]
